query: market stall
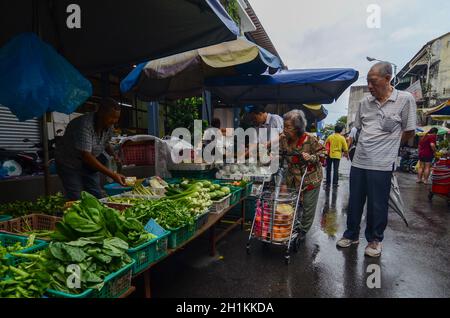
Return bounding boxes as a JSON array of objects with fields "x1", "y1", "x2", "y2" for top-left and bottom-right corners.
[{"x1": 0, "y1": 174, "x2": 253, "y2": 298}]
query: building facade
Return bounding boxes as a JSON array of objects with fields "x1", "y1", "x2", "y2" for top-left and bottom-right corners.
[{"x1": 395, "y1": 32, "x2": 450, "y2": 115}]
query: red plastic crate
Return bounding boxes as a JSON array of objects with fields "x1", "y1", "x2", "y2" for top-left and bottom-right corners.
[{"x1": 120, "y1": 141, "x2": 155, "y2": 166}]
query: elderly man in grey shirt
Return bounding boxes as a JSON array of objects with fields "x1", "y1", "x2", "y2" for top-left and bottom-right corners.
[
  {"x1": 55, "y1": 98, "x2": 126, "y2": 200},
  {"x1": 337, "y1": 62, "x2": 416, "y2": 257}
]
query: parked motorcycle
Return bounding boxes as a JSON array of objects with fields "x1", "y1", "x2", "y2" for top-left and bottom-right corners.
[{"x1": 0, "y1": 138, "x2": 56, "y2": 177}]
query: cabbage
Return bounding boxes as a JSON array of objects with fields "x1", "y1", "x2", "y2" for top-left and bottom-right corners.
[{"x1": 221, "y1": 187, "x2": 231, "y2": 195}]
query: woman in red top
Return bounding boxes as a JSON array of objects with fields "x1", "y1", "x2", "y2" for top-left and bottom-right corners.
[{"x1": 417, "y1": 127, "x2": 438, "y2": 184}]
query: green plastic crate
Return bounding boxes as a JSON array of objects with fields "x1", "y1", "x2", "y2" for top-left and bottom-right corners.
[
  {"x1": 195, "y1": 210, "x2": 210, "y2": 231},
  {"x1": 0, "y1": 233, "x2": 48, "y2": 266},
  {"x1": 46, "y1": 260, "x2": 135, "y2": 299},
  {"x1": 95, "y1": 260, "x2": 134, "y2": 298},
  {"x1": 0, "y1": 214, "x2": 12, "y2": 222},
  {"x1": 243, "y1": 182, "x2": 253, "y2": 198},
  {"x1": 228, "y1": 186, "x2": 242, "y2": 206},
  {"x1": 168, "y1": 223, "x2": 195, "y2": 249},
  {"x1": 46, "y1": 287, "x2": 94, "y2": 298},
  {"x1": 127, "y1": 231, "x2": 170, "y2": 275}
]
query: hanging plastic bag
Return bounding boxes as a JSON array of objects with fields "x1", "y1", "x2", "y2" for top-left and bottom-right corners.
[{"x1": 0, "y1": 33, "x2": 92, "y2": 121}]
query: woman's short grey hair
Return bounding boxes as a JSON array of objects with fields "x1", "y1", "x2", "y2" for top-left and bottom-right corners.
[{"x1": 283, "y1": 109, "x2": 307, "y2": 135}]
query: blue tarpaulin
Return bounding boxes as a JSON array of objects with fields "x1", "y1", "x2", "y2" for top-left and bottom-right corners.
[
  {"x1": 205, "y1": 68, "x2": 359, "y2": 105},
  {"x1": 0, "y1": 33, "x2": 92, "y2": 121}
]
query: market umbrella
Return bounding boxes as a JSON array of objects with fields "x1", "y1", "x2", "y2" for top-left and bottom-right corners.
[
  {"x1": 282, "y1": 104, "x2": 328, "y2": 121},
  {"x1": 416, "y1": 126, "x2": 450, "y2": 136},
  {"x1": 0, "y1": 0, "x2": 239, "y2": 75},
  {"x1": 120, "y1": 37, "x2": 282, "y2": 100},
  {"x1": 389, "y1": 174, "x2": 409, "y2": 227},
  {"x1": 205, "y1": 68, "x2": 359, "y2": 104},
  {"x1": 424, "y1": 100, "x2": 450, "y2": 117},
  {"x1": 0, "y1": 33, "x2": 92, "y2": 121}
]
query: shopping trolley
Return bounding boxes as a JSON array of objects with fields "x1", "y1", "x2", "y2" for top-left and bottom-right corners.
[{"x1": 246, "y1": 152, "x2": 308, "y2": 264}]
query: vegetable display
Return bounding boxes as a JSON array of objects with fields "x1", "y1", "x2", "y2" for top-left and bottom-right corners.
[
  {"x1": 52, "y1": 192, "x2": 155, "y2": 248},
  {"x1": 132, "y1": 184, "x2": 157, "y2": 196},
  {"x1": 165, "y1": 181, "x2": 213, "y2": 214},
  {"x1": 124, "y1": 200, "x2": 195, "y2": 230},
  {"x1": 4, "y1": 236, "x2": 132, "y2": 296},
  {"x1": 0, "y1": 193, "x2": 66, "y2": 217},
  {"x1": 0, "y1": 234, "x2": 50, "y2": 298},
  {"x1": 44, "y1": 237, "x2": 132, "y2": 293},
  {"x1": 0, "y1": 254, "x2": 51, "y2": 298},
  {"x1": 107, "y1": 197, "x2": 145, "y2": 205},
  {"x1": 0, "y1": 234, "x2": 36, "y2": 258}
]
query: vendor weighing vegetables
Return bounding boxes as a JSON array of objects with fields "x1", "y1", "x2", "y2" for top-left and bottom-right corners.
[{"x1": 55, "y1": 98, "x2": 126, "y2": 200}]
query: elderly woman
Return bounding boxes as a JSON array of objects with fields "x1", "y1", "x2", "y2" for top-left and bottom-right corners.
[{"x1": 280, "y1": 110, "x2": 326, "y2": 240}]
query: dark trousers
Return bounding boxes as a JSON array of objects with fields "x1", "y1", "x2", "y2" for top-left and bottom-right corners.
[
  {"x1": 344, "y1": 166, "x2": 392, "y2": 242},
  {"x1": 56, "y1": 163, "x2": 102, "y2": 200},
  {"x1": 326, "y1": 157, "x2": 340, "y2": 185}
]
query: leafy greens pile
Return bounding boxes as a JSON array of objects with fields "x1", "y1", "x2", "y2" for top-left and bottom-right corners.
[{"x1": 52, "y1": 192, "x2": 155, "y2": 248}]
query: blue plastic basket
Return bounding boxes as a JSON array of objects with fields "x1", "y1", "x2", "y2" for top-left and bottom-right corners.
[{"x1": 103, "y1": 183, "x2": 133, "y2": 196}]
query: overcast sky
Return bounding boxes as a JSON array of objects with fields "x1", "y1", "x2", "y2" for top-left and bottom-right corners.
[{"x1": 249, "y1": 0, "x2": 450, "y2": 124}]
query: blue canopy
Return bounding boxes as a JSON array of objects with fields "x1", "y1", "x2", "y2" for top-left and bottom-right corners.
[
  {"x1": 0, "y1": 33, "x2": 92, "y2": 121},
  {"x1": 205, "y1": 68, "x2": 359, "y2": 105},
  {"x1": 0, "y1": 0, "x2": 239, "y2": 74},
  {"x1": 120, "y1": 38, "x2": 282, "y2": 100}
]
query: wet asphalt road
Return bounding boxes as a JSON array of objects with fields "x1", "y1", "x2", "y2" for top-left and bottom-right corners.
[{"x1": 143, "y1": 159, "x2": 449, "y2": 298}]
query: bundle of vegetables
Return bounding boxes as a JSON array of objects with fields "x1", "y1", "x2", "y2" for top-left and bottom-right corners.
[
  {"x1": 0, "y1": 234, "x2": 37, "y2": 259},
  {"x1": 0, "y1": 234, "x2": 49, "y2": 298},
  {"x1": 167, "y1": 179, "x2": 230, "y2": 201},
  {"x1": 7, "y1": 237, "x2": 132, "y2": 295},
  {"x1": 52, "y1": 192, "x2": 156, "y2": 248},
  {"x1": 0, "y1": 193, "x2": 66, "y2": 217},
  {"x1": 132, "y1": 183, "x2": 156, "y2": 196},
  {"x1": 0, "y1": 253, "x2": 51, "y2": 298},
  {"x1": 107, "y1": 196, "x2": 145, "y2": 205},
  {"x1": 124, "y1": 199, "x2": 195, "y2": 230},
  {"x1": 164, "y1": 180, "x2": 214, "y2": 215},
  {"x1": 147, "y1": 176, "x2": 168, "y2": 189}
]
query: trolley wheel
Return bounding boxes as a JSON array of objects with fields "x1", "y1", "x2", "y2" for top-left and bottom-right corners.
[
  {"x1": 428, "y1": 192, "x2": 434, "y2": 201},
  {"x1": 246, "y1": 244, "x2": 251, "y2": 255},
  {"x1": 285, "y1": 255, "x2": 290, "y2": 265}
]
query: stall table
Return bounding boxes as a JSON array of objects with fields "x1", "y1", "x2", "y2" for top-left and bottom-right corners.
[{"x1": 131, "y1": 196, "x2": 248, "y2": 298}]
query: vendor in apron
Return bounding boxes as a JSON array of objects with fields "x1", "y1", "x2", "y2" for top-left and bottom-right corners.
[{"x1": 55, "y1": 98, "x2": 126, "y2": 200}]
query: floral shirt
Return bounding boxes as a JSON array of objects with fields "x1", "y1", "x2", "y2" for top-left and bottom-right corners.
[{"x1": 280, "y1": 133, "x2": 326, "y2": 191}]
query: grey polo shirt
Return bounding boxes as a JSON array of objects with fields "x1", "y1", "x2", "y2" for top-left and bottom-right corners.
[
  {"x1": 352, "y1": 89, "x2": 417, "y2": 171},
  {"x1": 55, "y1": 112, "x2": 113, "y2": 171},
  {"x1": 258, "y1": 113, "x2": 284, "y2": 143}
]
